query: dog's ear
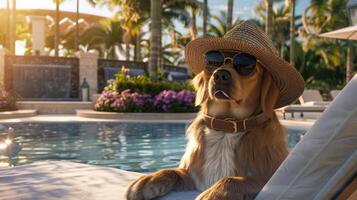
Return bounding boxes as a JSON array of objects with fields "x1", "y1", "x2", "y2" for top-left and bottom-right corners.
[
  {"x1": 191, "y1": 72, "x2": 208, "y2": 106},
  {"x1": 260, "y1": 70, "x2": 280, "y2": 118}
]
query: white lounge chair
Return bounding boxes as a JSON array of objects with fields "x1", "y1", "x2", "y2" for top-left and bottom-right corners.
[
  {"x1": 299, "y1": 89, "x2": 328, "y2": 104},
  {"x1": 278, "y1": 89, "x2": 345, "y2": 119},
  {"x1": 278, "y1": 89, "x2": 330, "y2": 119},
  {"x1": 256, "y1": 74, "x2": 357, "y2": 200},
  {"x1": 277, "y1": 104, "x2": 327, "y2": 119}
]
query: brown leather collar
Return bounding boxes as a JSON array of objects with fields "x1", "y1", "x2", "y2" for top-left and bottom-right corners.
[{"x1": 203, "y1": 113, "x2": 271, "y2": 133}]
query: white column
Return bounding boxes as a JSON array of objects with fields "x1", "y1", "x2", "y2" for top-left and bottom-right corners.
[
  {"x1": 75, "y1": 51, "x2": 98, "y2": 100},
  {"x1": 29, "y1": 16, "x2": 46, "y2": 56},
  {"x1": 0, "y1": 48, "x2": 7, "y2": 87}
]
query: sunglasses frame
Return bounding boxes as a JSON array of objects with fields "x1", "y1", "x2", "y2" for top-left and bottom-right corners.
[{"x1": 203, "y1": 50, "x2": 257, "y2": 76}]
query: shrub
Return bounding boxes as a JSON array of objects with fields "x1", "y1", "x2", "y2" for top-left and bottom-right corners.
[
  {"x1": 95, "y1": 90, "x2": 153, "y2": 112},
  {"x1": 104, "y1": 67, "x2": 194, "y2": 94},
  {"x1": 95, "y1": 89, "x2": 198, "y2": 113},
  {"x1": 95, "y1": 67, "x2": 197, "y2": 113},
  {"x1": 0, "y1": 88, "x2": 17, "y2": 112},
  {"x1": 154, "y1": 90, "x2": 197, "y2": 112}
]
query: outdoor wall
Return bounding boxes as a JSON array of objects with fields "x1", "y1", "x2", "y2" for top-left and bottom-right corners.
[
  {"x1": 4, "y1": 55, "x2": 79, "y2": 100},
  {"x1": 1, "y1": 51, "x2": 188, "y2": 100},
  {"x1": 76, "y1": 51, "x2": 98, "y2": 100}
]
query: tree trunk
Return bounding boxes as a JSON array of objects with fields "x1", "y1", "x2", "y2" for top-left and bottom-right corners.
[
  {"x1": 203, "y1": 0, "x2": 208, "y2": 37},
  {"x1": 126, "y1": 43, "x2": 130, "y2": 61},
  {"x1": 280, "y1": 43, "x2": 285, "y2": 58},
  {"x1": 75, "y1": 0, "x2": 79, "y2": 51},
  {"x1": 9, "y1": 0, "x2": 16, "y2": 55},
  {"x1": 227, "y1": 0, "x2": 233, "y2": 30},
  {"x1": 6, "y1": 0, "x2": 10, "y2": 50},
  {"x1": 265, "y1": 0, "x2": 273, "y2": 38},
  {"x1": 134, "y1": 33, "x2": 142, "y2": 61},
  {"x1": 290, "y1": 0, "x2": 295, "y2": 66},
  {"x1": 346, "y1": 42, "x2": 353, "y2": 83},
  {"x1": 190, "y1": 9, "x2": 197, "y2": 40},
  {"x1": 55, "y1": 0, "x2": 60, "y2": 57},
  {"x1": 148, "y1": 0, "x2": 161, "y2": 78}
]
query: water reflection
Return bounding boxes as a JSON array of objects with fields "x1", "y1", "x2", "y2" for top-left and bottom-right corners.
[{"x1": 0, "y1": 123, "x2": 305, "y2": 172}]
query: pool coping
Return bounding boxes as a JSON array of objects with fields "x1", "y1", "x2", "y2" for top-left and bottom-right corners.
[
  {"x1": 76, "y1": 109, "x2": 198, "y2": 121},
  {"x1": 0, "y1": 114, "x2": 194, "y2": 124},
  {"x1": 0, "y1": 114, "x2": 313, "y2": 131},
  {"x1": 0, "y1": 110, "x2": 38, "y2": 119}
]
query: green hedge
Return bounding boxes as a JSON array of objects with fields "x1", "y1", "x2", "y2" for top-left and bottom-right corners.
[{"x1": 104, "y1": 70, "x2": 194, "y2": 94}]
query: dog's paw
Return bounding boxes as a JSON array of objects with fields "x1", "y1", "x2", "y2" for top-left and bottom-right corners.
[
  {"x1": 195, "y1": 177, "x2": 246, "y2": 200},
  {"x1": 126, "y1": 170, "x2": 179, "y2": 200}
]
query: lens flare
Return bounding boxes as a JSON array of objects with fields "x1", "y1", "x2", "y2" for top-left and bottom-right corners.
[{"x1": 0, "y1": 143, "x2": 7, "y2": 150}]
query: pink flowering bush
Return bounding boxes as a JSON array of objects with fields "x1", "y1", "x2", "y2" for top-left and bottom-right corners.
[
  {"x1": 95, "y1": 90, "x2": 197, "y2": 113},
  {"x1": 154, "y1": 90, "x2": 196, "y2": 112},
  {"x1": 95, "y1": 68, "x2": 197, "y2": 113},
  {"x1": 95, "y1": 90, "x2": 153, "y2": 112},
  {"x1": 0, "y1": 88, "x2": 17, "y2": 112}
]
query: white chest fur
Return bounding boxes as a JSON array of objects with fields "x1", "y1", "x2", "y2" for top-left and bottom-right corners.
[{"x1": 196, "y1": 128, "x2": 245, "y2": 191}]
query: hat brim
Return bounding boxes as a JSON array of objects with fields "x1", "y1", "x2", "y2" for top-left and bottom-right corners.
[{"x1": 185, "y1": 37, "x2": 305, "y2": 108}]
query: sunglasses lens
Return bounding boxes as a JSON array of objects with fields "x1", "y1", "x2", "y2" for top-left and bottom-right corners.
[
  {"x1": 233, "y1": 53, "x2": 257, "y2": 75},
  {"x1": 204, "y1": 51, "x2": 224, "y2": 73}
]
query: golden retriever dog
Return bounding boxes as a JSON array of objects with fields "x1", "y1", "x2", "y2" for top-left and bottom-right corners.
[{"x1": 126, "y1": 50, "x2": 289, "y2": 200}]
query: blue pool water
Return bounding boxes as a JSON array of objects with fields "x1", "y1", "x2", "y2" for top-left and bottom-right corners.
[{"x1": 0, "y1": 123, "x2": 305, "y2": 172}]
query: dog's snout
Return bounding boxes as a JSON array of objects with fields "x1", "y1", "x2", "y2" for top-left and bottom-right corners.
[{"x1": 214, "y1": 69, "x2": 232, "y2": 83}]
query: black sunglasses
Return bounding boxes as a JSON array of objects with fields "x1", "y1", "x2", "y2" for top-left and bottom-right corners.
[{"x1": 204, "y1": 50, "x2": 257, "y2": 76}]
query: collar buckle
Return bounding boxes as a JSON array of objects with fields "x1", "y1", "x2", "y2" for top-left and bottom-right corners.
[{"x1": 226, "y1": 119, "x2": 238, "y2": 133}]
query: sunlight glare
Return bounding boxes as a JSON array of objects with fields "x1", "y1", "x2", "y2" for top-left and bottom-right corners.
[
  {"x1": 0, "y1": 143, "x2": 7, "y2": 150},
  {"x1": 5, "y1": 139, "x2": 12, "y2": 145}
]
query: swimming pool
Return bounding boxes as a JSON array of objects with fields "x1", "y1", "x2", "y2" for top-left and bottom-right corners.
[{"x1": 0, "y1": 122, "x2": 305, "y2": 172}]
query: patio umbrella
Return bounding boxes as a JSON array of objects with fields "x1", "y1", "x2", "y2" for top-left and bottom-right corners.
[
  {"x1": 319, "y1": 26, "x2": 357, "y2": 82},
  {"x1": 319, "y1": 25, "x2": 357, "y2": 40}
]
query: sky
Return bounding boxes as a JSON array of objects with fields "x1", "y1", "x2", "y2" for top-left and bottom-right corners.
[{"x1": 0, "y1": 0, "x2": 310, "y2": 19}]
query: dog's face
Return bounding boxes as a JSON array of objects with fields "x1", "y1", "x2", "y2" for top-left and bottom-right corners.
[{"x1": 192, "y1": 50, "x2": 280, "y2": 120}]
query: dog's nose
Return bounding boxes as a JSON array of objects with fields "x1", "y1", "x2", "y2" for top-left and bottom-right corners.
[{"x1": 214, "y1": 69, "x2": 232, "y2": 83}]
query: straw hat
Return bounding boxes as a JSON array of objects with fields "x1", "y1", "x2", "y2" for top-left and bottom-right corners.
[{"x1": 185, "y1": 21, "x2": 305, "y2": 108}]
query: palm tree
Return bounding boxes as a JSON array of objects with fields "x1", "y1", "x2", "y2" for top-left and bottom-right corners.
[
  {"x1": 160, "y1": 0, "x2": 200, "y2": 70},
  {"x1": 227, "y1": 0, "x2": 234, "y2": 30},
  {"x1": 289, "y1": 0, "x2": 297, "y2": 66},
  {"x1": 6, "y1": 0, "x2": 10, "y2": 49},
  {"x1": 75, "y1": 0, "x2": 80, "y2": 51},
  {"x1": 9, "y1": 0, "x2": 16, "y2": 55},
  {"x1": 55, "y1": 0, "x2": 60, "y2": 56},
  {"x1": 265, "y1": 0, "x2": 273, "y2": 37},
  {"x1": 208, "y1": 11, "x2": 228, "y2": 37},
  {"x1": 255, "y1": 1, "x2": 299, "y2": 58},
  {"x1": 148, "y1": 0, "x2": 161, "y2": 78},
  {"x1": 189, "y1": 6, "x2": 198, "y2": 40},
  {"x1": 162, "y1": 1, "x2": 201, "y2": 39},
  {"x1": 80, "y1": 19, "x2": 125, "y2": 59},
  {"x1": 88, "y1": 0, "x2": 200, "y2": 76},
  {"x1": 203, "y1": 0, "x2": 208, "y2": 37},
  {"x1": 52, "y1": 0, "x2": 67, "y2": 56},
  {"x1": 300, "y1": 0, "x2": 349, "y2": 83}
]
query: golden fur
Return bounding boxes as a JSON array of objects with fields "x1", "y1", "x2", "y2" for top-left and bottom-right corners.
[{"x1": 126, "y1": 62, "x2": 288, "y2": 200}]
